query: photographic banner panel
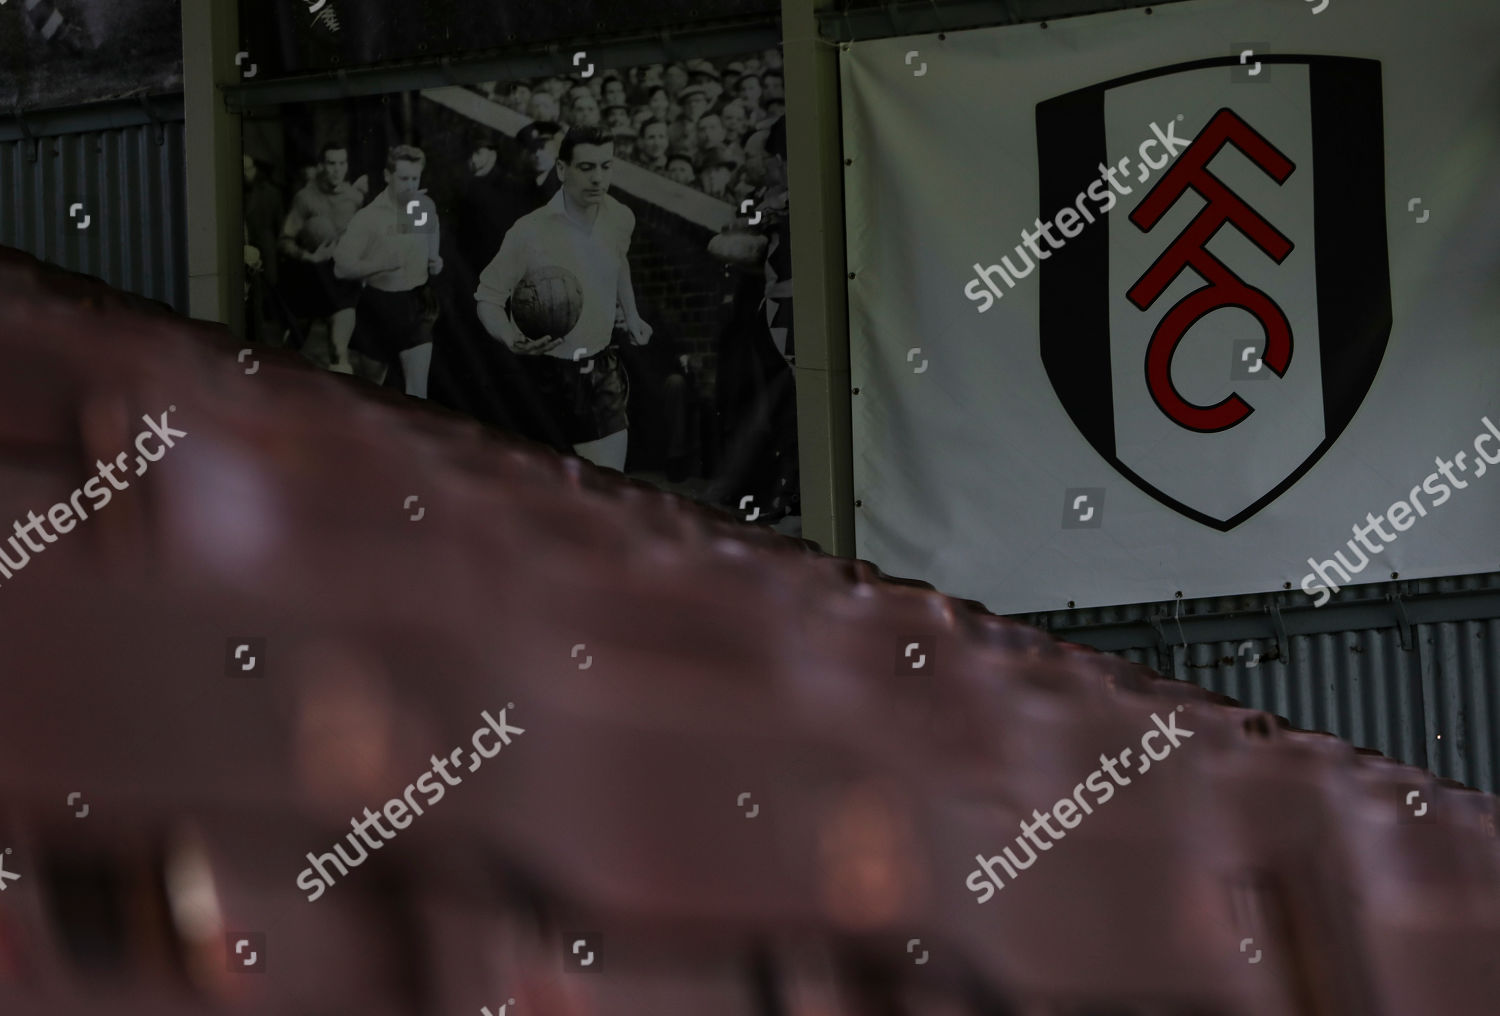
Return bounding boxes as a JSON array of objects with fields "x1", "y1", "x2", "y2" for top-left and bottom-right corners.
[
  {"x1": 242, "y1": 52, "x2": 801, "y2": 530},
  {"x1": 840, "y1": 0, "x2": 1500, "y2": 612}
]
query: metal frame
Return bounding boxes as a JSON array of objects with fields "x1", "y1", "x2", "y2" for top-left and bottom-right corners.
[
  {"x1": 0, "y1": 95, "x2": 184, "y2": 144},
  {"x1": 816, "y1": 0, "x2": 1195, "y2": 44},
  {"x1": 782, "y1": 0, "x2": 854, "y2": 554},
  {"x1": 182, "y1": 0, "x2": 244, "y2": 333},
  {"x1": 221, "y1": 20, "x2": 782, "y2": 111},
  {"x1": 1026, "y1": 580, "x2": 1500, "y2": 655}
]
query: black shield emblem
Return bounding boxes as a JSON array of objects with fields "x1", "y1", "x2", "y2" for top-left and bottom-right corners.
[{"x1": 1037, "y1": 56, "x2": 1390, "y2": 531}]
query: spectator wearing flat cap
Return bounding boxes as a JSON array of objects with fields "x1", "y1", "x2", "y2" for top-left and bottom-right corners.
[
  {"x1": 498, "y1": 81, "x2": 531, "y2": 114},
  {"x1": 678, "y1": 85, "x2": 711, "y2": 126},
  {"x1": 665, "y1": 151, "x2": 697, "y2": 188},
  {"x1": 635, "y1": 63, "x2": 665, "y2": 90},
  {"x1": 455, "y1": 128, "x2": 518, "y2": 271},
  {"x1": 663, "y1": 62, "x2": 691, "y2": 101},
  {"x1": 686, "y1": 58, "x2": 724, "y2": 104},
  {"x1": 514, "y1": 120, "x2": 566, "y2": 211}
]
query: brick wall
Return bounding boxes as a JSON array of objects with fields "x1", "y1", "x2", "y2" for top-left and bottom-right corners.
[{"x1": 615, "y1": 192, "x2": 737, "y2": 389}]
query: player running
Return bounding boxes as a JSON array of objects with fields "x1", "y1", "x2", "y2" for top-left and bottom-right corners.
[
  {"x1": 333, "y1": 145, "x2": 442, "y2": 398},
  {"x1": 278, "y1": 141, "x2": 366, "y2": 373}
]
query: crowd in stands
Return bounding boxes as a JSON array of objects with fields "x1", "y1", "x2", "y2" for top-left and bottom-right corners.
[{"x1": 477, "y1": 50, "x2": 786, "y2": 202}]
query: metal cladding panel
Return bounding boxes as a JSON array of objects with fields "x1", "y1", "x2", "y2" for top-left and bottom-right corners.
[
  {"x1": 1186, "y1": 631, "x2": 1431, "y2": 781},
  {"x1": 1424, "y1": 618, "x2": 1500, "y2": 791},
  {"x1": 1030, "y1": 582, "x2": 1500, "y2": 793},
  {"x1": 0, "y1": 120, "x2": 187, "y2": 312}
]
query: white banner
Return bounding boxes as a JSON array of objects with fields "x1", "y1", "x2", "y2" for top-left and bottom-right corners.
[{"x1": 841, "y1": 0, "x2": 1500, "y2": 613}]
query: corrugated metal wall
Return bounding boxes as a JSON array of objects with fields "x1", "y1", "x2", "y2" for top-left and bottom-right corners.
[
  {"x1": 1024, "y1": 572, "x2": 1500, "y2": 794},
  {"x1": 0, "y1": 111, "x2": 187, "y2": 312}
]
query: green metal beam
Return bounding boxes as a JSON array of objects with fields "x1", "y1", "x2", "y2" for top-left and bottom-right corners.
[
  {"x1": 182, "y1": 0, "x2": 243, "y2": 334},
  {"x1": 782, "y1": 0, "x2": 855, "y2": 555},
  {"x1": 1022, "y1": 584, "x2": 1500, "y2": 655},
  {"x1": 222, "y1": 20, "x2": 781, "y2": 111},
  {"x1": 815, "y1": 0, "x2": 1194, "y2": 45},
  {"x1": 0, "y1": 94, "x2": 184, "y2": 143}
]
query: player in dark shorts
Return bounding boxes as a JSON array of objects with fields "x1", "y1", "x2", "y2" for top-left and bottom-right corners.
[
  {"x1": 474, "y1": 126, "x2": 652, "y2": 470},
  {"x1": 333, "y1": 145, "x2": 443, "y2": 398},
  {"x1": 509, "y1": 341, "x2": 631, "y2": 450},
  {"x1": 279, "y1": 141, "x2": 366, "y2": 372}
]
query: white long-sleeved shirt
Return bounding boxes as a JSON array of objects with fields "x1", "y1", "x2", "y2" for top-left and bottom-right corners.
[{"x1": 474, "y1": 189, "x2": 635, "y2": 359}]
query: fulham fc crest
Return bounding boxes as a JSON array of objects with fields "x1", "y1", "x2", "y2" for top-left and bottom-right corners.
[{"x1": 1037, "y1": 56, "x2": 1391, "y2": 531}]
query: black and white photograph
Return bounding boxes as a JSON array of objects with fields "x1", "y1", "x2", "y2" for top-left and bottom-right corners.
[{"x1": 242, "y1": 51, "x2": 801, "y2": 530}]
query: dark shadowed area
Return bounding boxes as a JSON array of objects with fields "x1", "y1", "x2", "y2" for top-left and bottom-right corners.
[{"x1": 0, "y1": 0, "x2": 183, "y2": 109}]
